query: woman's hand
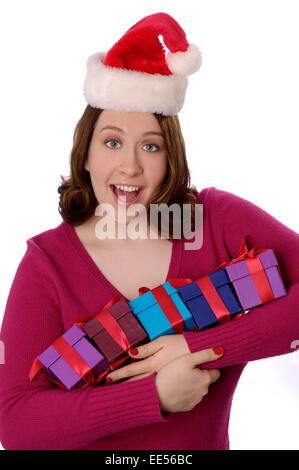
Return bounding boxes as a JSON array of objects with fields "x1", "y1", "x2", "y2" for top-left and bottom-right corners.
[
  {"x1": 155, "y1": 348, "x2": 223, "y2": 413},
  {"x1": 106, "y1": 335, "x2": 191, "y2": 383}
]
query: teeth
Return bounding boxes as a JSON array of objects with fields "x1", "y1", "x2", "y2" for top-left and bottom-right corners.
[{"x1": 113, "y1": 184, "x2": 140, "y2": 192}]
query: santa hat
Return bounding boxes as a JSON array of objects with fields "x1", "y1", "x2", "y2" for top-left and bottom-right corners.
[{"x1": 83, "y1": 12, "x2": 201, "y2": 115}]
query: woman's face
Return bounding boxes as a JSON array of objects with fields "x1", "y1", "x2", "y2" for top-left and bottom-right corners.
[{"x1": 85, "y1": 110, "x2": 168, "y2": 220}]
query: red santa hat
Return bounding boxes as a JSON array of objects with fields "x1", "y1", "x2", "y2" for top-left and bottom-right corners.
[{"x1": 83, "y1": 12, "x2": 202, "y2": 115}]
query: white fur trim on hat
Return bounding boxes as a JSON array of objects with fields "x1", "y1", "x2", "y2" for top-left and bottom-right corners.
[
  {"x1": 166, "y1": 43, "x2": 202, "y2": 76},
  {"x1": 83, "y1": 52, "x2": 188, "y2": 115}
]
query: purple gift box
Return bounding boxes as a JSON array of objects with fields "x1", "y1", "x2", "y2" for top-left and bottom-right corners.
[
  {"x1": 224, "y1": 249, "x2": 287, "y2": 310},
  {"x1": 38, "y1": 324, "x2": 109, "y2": 391}
]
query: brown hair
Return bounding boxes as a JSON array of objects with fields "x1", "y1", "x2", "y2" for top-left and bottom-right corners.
[{"x1": 58, "y1": 105, "x2": 199, "y2": 239}]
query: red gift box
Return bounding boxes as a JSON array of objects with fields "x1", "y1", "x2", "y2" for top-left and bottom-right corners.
[{"x1": 82, "y1": 297, "x2": 149, "y2": 365}]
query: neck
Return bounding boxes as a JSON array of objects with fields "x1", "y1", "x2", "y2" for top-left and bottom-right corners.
[{"x1": 84, "y1": 214, "x2": 169, "y2": 249}]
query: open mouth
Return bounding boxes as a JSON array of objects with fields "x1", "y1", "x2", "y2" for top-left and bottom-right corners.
[{"x1": 110, "y1": 184, "x2": 143, "y2": 204}]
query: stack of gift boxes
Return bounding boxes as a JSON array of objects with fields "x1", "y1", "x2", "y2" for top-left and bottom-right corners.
[{"x1": 29, "y1": 240, "x2": 287, "y2": 390}]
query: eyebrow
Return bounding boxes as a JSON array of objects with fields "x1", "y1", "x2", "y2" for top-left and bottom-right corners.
[{"x1": 99, "y1": 125, "x2": 163, "y2": 137}]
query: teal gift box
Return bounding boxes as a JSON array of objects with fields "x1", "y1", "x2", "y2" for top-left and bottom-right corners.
[{"x1": 128, "y1": 281, "x2": 195, "y2": 340}]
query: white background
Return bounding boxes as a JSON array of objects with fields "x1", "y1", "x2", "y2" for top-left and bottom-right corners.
[{"x1": 0, "y1": 0, "x2": 298, "y2": 450}]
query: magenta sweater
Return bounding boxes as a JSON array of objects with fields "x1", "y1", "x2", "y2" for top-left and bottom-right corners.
[{"x1": 0, "y1": 187, "x2": 299, "y2": 450}]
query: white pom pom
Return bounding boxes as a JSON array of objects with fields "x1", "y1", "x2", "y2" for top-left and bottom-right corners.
[{"x1": 166, "y1": 43, "x2": 202, "y2": 76}]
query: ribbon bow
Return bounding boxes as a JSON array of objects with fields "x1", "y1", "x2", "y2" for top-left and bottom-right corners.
[
  {"x1": 217, "y1": 238, "x2": 269, "y2": 270},
  {"x1": 218, "y1": 237, "x2": 275, "y2": 305}
]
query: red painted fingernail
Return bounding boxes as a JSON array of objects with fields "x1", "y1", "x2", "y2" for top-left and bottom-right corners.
[
  {"x1": 213, "y1": 347, "x2": 224, "y2": 355},
  {"x1": 106, "y1": 376, "x2": 113, "y2": 383},
  {"x1": 129, "y1": 348, "x2": 138, "y2": 356}
]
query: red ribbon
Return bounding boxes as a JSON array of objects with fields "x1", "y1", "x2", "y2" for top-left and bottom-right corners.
[
  {"x1": 29, "y1": 296, "x2": 132, "y2": 388},
  {"x1": 166, "y1": 277, "x2": 193, "y2": 289},
  {"x1": 218, "y1": 238, "x2": 267, "y2": 269},
  {"x1": 92, "y1": 296, "x2": 132, "y2": 353},
  {"x1": 138, "y1": 278, "x2": 193, "y2": 334},
  {"x1": 29, "y1": 338, "x2": 108, "y2": 389},
  {"x1": 153, "y1": 285, "x2": 184, "y2": 334},
  {"x1": 218, "y1": 238, "x2": 274, "y2": 305},
  {"x1": 52, "y1": 336, "x2": 95, "y2": 385},
  {"x1": 77, "y1": 296, "x2": 133, "y2": 357},
  {"x1": 195, "y1": 275, "x2": 231, "y2": 324},
  {"x1": 139, "y1": 278, "x2": 193, "y2": 296},
  {"x1": 29, "y1": 357, "x2": 46, "y2": 382}
]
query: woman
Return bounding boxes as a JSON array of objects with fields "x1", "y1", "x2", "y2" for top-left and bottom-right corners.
[{"x1": 0, "y1": 12, "x2": 298, "y2": 451}]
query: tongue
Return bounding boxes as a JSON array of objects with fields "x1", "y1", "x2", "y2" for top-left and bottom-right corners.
[{"x1": 114, "y1": 187, "x2": 139, "y2": 202}]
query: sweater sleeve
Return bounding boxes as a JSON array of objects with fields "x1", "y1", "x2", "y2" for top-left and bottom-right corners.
[
  {"x1": 183, "y1": 187, "x2": 299, "y2": 370},
  {"x1": 0, "y1": 243, "x2": 166, "y2": 450}
]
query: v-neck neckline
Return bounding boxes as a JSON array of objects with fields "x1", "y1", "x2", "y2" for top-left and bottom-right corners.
[{"x1": 61, "y1": 221, "x2": 183, "y2": 303}]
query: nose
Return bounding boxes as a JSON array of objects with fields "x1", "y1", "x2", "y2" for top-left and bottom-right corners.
[{"x1": 118, "y1": 145, "x2": 143, "y2": 177}]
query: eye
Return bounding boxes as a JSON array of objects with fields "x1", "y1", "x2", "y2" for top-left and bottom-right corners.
[
  {"x1": 143, "y1": 144, "x2": 159, "y2": 152},
  {"x1": 105, "y1": 139, "x2": 121, "y2": 149}
]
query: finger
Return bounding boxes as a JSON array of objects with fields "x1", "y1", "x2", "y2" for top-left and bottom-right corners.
[
  {"x1": 128, "y1": 338, "x2": 163, "y2": 359},
  {"x1": 124, "y1": 372, "x2": 152, "y2": 382},
  {"x1": 190, "y1": 347, "x2": 225, "y2": 367},
  {"x1": 106, "y1": 357, "x2": 152, "y2": 383},
  {"x1": 206, "y1": 368, "x2": 221, "y2": 384}
]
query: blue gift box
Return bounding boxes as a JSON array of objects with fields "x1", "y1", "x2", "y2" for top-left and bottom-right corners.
[
  {"x1": 128, "y1": 281, "x2": 195, "y2": 340},
  {"x1": 178, "y1": 269, "x2": 243, "y2": 331}
]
